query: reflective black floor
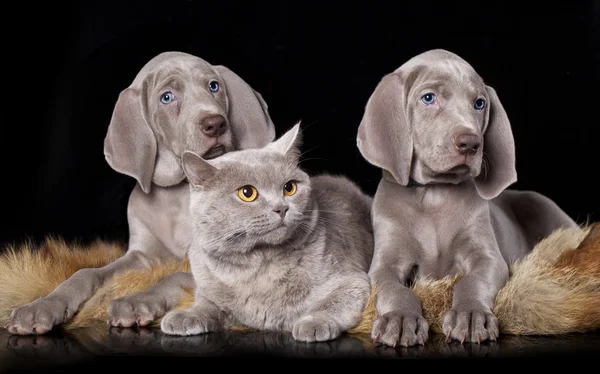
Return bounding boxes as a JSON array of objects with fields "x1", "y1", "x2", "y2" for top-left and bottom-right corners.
[{"x1": 1, "y1": 326, "x2": 599, "y2": 371}]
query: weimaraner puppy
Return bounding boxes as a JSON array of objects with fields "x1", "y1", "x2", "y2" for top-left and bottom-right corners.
[
  {"x1": 356, "y1": 49, "x2": 577, "y2": 347},
  {"x1": 7, "y1": 51, "x2": 276, "y2": 335}
]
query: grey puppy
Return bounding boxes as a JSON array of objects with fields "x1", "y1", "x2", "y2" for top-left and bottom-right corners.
[
  {"x1": 160, "y1": 123, "x2": 374, "y2": 342},
  {"x1": 7, "y1": 51, "x2": 276, "y2": 335},
  {"x1": 356, "y1": 49, "x2": 577, "y2": 347}
]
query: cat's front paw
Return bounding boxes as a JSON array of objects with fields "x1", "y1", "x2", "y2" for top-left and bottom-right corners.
[
  {"x1": 442, "y1": 305, "x2": 499, "y2": 344},
  {"x1": 160, "y1": 310, "x2": 219, "y2": 336},
  {"x1": 292, "y1": 315, "x2": 341, "y2": 342}
]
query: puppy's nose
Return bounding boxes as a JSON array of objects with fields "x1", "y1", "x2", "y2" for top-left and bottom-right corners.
[
  {"x1": 272, "y1": 205, "x2": 289, "y2": 219},
  {"x1": 453, "y1": 134, "x2": 481, "y2": 155},
  {"x1": 200, "y1": 115, "x2": 227, "y2": 137}
]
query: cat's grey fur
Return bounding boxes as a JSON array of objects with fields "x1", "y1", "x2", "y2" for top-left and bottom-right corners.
[{"x1": 160, "y1": 123, "x2": 374, "y2": 342}]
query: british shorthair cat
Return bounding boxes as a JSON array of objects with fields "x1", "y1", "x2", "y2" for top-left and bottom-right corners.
[{"x1": 160, "y1": 123, "x2": 374, "y2": 342}]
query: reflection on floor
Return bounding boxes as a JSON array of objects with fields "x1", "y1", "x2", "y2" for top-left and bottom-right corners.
[{"x1": 1, "y1": 326, "x2": 599, "y2": 369}]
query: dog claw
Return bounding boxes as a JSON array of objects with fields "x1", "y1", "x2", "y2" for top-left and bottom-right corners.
[{"x1": 400, "y1": 336, "x2": 411, "y2": 347}]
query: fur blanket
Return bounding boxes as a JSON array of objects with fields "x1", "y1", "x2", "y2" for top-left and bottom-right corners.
[{"x1": 1, "y1": 223, "x2": 599, "y2": 337}]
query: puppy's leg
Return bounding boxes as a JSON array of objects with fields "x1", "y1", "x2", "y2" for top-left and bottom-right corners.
[
  {"x1": 442, "y1": 236, "x2": 509, "y2": 344},
  {"x1": 160, "y1": 296, "x2": 223, "y2": 336},
  {"x1": 6, "y1": 250, "x2": 151, "y2": 335},
  {"x1": 367, "y1": 213, "x2": 429, "y2": 348},
  {"x1": 6, "y1": 225, "x2": 167, "y2": 335},
  {"x1": 292, "y1": 273, "x2": 371, "y2": 343},
  {"x1": 369, "y1": 264, "x2": 429, "y2": 348},
  {"x1": 108, "y1": 272, "x2": 195, "y2": 327}
]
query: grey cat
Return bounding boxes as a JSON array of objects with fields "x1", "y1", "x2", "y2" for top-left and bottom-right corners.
[{"x1": 160, "y1": 123, "x2": 374, "y2": 342}]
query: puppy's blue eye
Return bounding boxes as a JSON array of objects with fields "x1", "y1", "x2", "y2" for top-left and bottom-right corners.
[
  {"x1": 160, "y1": 92, "x2": 175, "y2": 104},
  {"x1": 421, "y1": 93, "x2": 437, "y2": 105},
  {"x1": 474, "y1": 98, "x2": 486, "y2": 110},
  {"x1": 209, "y1": 81, "x2": 220, "y2": 92}
]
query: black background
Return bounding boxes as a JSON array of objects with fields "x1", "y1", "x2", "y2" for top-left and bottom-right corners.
[{"x1": 2, "y1": 1, "x2": 599, "y2": 249}]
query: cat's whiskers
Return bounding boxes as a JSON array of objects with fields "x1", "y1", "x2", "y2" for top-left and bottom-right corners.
[
  {"x1": 302, "y1": 209, "x2": 369, "y2": 217},
  {"x1": 248, "y1": 215, "x2": 271, "y2": 226},
  {"x1": 305, "y1": 217, "x2": 349, "y2": 245},
  {"x1": 247, "y1": 212, "x2": 307, "y2": 237},
  {"x1": 297, "y1": 211, "x2": 353, "y2": 241},
  {"x1": 195, "y1": 235, "x2": 236, "y2": 251},
  {"x1": 292, "y1": 223, "x2": 312, "y2": 240},
  {"x1": 297, "y1": 157, "x2": 328, "y2": 163},
  {"x1": 297, "y1": 145, "x2": 324, "y2": 160},
  {"x1": 298, "y1": 210, "x2": 346, "y2": 227},
  {"x1": 225, "y1": 231, "x2": 246, "y2": 244},
  {"x1": 297, "y1": 221, "x2": 314, "y2": 233},
  {"x1": 194, "y1": 227, "x2": 249, "y2": 250}
]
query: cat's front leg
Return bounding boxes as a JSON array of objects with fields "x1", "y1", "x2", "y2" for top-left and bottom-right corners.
[
  {"x1": 160, "y1": 297, "x2": 223, "y2": 336},
  {"x1": 292, "y1": 273, "x2": 370, "y2": 343}
]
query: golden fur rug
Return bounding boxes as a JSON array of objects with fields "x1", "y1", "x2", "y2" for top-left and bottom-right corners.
[{"x1": 1, "y1": 223, "x2": 599, "y2": 338}]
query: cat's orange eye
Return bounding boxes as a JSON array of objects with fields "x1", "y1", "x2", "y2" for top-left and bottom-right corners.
[
  {"x1": 238, "y1": 185, "x2": 258, "y2": 202},
  {"x1": 283, "y1": 181, "x2": 297, "y2": 196}
]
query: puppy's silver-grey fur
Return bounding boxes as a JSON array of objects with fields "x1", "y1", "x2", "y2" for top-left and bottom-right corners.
[
  {"x1": 357, "y1": 49, "x2": 577, "y2": 347},
  {"x1": 7, "y1": 52, "x2": 276, "y2": 335},
  {"x1": 160, "y1": 124, "x2": 374, "y2": 342}
]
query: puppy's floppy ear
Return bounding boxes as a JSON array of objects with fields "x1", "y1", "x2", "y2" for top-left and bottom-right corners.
[
  {"x1": 104, "y1": 77, "x2": 157, "y2": 194},
  {"x1": 356, "y1": 73, "x2": 413, "y2": 185},
  {"x1": 181, "y1": 151, "x2": 218, "y2": 188},
  {"x1": 214, "y1": 65, "x2": 276, "y2": 150},
  {"x1": 474, "y1": 86, "x2": 517, "y2": 200},
  {"x1": 266, "y1": 122, "x2": 303, "y2": 161}
]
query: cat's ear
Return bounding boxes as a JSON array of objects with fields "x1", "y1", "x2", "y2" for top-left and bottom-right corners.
[
  {"x1": 181, "y1": 150, "x2": 218, "y2": 187},
  {"x1": 267, "y1": 122, "x2": 303, "y2": 160}
]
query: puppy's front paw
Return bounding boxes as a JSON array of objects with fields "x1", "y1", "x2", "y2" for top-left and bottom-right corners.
[
  {"x1": 442, "y1": 307, "x2": 499, "y2": 344},
  {"x1": 160, "y1": 310, "x2": 219, "y2": 336},
  {"x1": 6, "y1": 297, "x2": 72, "y2": 335},
  {"x1": 292, "y1": 315, "x2": 341, "y2": 342},
  {"x1": 108, "y1": 292, "x2": 166, "y2": 328},
  {"x1": 371, "y1": 310, "x2": 429, "y2": 347}
]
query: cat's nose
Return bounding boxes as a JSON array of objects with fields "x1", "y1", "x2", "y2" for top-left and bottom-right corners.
[{"x1": 272, "y1": 205, "x2": 289, "y2": 219}]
